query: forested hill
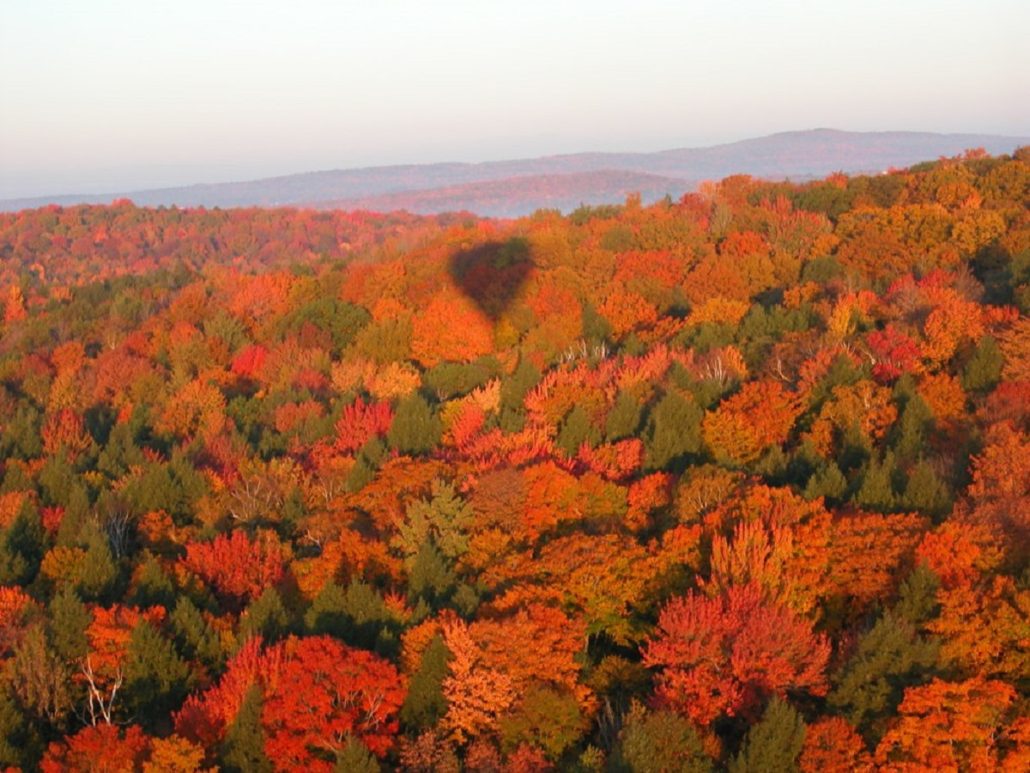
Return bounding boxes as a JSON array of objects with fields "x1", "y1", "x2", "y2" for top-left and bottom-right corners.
[
  {"x1": 0, "y1": 149, "x2": 1027, "y2": 770},
  {"x1": 3, "y1": 128, "x2": 1028, "y2": 216}
]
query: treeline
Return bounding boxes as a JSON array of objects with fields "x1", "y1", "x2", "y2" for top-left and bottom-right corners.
[{"x1": 0, "y1": 148, "x2": 1027, "y2": 771}]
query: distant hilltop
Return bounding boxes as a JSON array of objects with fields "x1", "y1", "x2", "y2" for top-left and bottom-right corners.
[{"x1": 3, "y1": 129, "x2": 1027, "y2": 217}]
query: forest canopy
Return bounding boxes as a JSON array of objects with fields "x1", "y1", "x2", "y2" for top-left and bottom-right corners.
[{"x1": 0, "y1": 148, "x2": 1028, "y2": 771}]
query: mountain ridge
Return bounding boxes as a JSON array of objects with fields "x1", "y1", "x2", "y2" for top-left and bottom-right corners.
[{"x1": 3, "y1": 129, "x2": 1026, "y2": 216}]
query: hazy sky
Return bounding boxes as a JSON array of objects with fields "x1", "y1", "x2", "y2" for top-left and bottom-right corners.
[{"x1": 2, "y1": 0, "x2": 1027, "y2": 198}]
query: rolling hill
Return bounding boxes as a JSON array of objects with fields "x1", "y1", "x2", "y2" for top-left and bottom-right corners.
[{"x1": 2, "y1": 129, "x2": 1026, "y2": 216}]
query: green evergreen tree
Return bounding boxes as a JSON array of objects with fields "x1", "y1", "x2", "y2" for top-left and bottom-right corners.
[
  {"x1": 48, "y1": 587, "x2": 90, "y2": 662},
  {"x1": 728, "y1": 697, "x2": 806, "y2": 773},
  {"x1": 123, "y1": 620, "x2": 193, "y2": 728},
  {"x1": 828, "y1": 612, "x2": 938, "y2": 738},
  {"x1": 0, "y1": 684, "x2": 40, "y2": 769},
  {"x1": 346, "y1": 437, "x2": 387, "y2": 493},
  {"x1": 239, "y1": 587, "x2": 290, "y2": 643},
  {"x1": 305, "y1": 581, "x2": 397, "y2": 654},
  {"x1": 128, "y1": 552, "x2": 177, "y2": 609},
  {"x1": 387, "y1": 393, "x2": 442, "y2": 455},
  {"x1": 54, "y1": 484, "x2": 91, "y2": 547},
  {"x1": 605, "y1": 390, "x2": 644, "y2": 442},
  {"x1": 395, "y1": 481, "x2": 473, "y2": 566},
  {"x1": 409, "y1": 540, "x2": 455, "y2": 596},
  {"x1": 74, "y1": 522, "x2": 119, "y2": 602},
  {"x1": 582, "y1": 300, "x2": 613, "y2": 345},
  {"x1": 334, "y1": 735, "x2": 381, "y2": 773},
  {"x1": 854, "y1": 452, "x2": 898, "y2": 512},
  {"x1": 891, "y1": 395, "x2": 932, "y2": 462},
  {"x1": 557, "y1": 404, "x2": 600, "y2": 456},
  {"x1": 613, "y1": 702, "x2": 712, "y2": 773},
  {"x1": 893, "y1": 563, "x2": 941, "y2": 625},
  {"x1": 902, "y1": 460, "x2": 951, "y2": 518},
  {"x1": 803, "y1": 462, "x2": 848, "y2": 503},
  {"x1": 0, "y1": 502, "x2": 43, "y2": 586},
  {"x1": 170, "y1": 597, "x2": 224, "y2": 670},
  {"x1": 400, "y1": 635, "x2": 451, "y2": 731},
  {"x1": 97, "y1": 421, "x2": 146, "y2": 479},
  {"x1": 962, "y1": 335, "x2": 1003, "y2": 392},
  {"x1": 221, "y1": 684, "x2": 273, "y2": 773},
  {"x1": 0, "y1": 404, "x2": 42, "y2": 460},
  {"x1": 38, "y1": 452, "x2": 87, "y2": 509},
  {"x1": 643, "y1": 391, "x2": 703, "y2": 471},
  {"x1": 500, "y1": 358, "x2": 541, "y2": 432}
]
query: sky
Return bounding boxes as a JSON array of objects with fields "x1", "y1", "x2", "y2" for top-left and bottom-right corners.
[{"x1": 1, "y1": 0, "x2": 1028, "y2": 198}]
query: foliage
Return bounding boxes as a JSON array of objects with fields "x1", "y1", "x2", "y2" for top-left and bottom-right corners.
[{"x1": 0, "y1": 152, "x2": 1027, "y2": 769}]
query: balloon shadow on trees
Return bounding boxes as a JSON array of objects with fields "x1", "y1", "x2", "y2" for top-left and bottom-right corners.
[{"x1": 448, "y1": 238, "x2": 535, "y2": 321}]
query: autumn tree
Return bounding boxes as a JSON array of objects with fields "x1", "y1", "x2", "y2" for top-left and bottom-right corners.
[
  {"x1": 643, "y1": 584, "x2": 829, "y2": 726},
  {"x1": 261, "y1": 636, "x2": 406, "y2": 767},
  {"x1": 874, "y1": 677, "x2": 1019, "y2": 771}
]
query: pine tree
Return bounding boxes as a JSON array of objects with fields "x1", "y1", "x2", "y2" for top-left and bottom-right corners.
[
  {"x1": 891, "y1": 395, "x2": 932, "y2": 462},
  {"x1": 408, "y1": 541, "x2": 456, "y2": 606},
  {"x1": 499, "y1": 358, "x2": 541, "y2": 432},
  {"x1": 643, "y1": 391, "x2": 703, "y2": 471},
  {"x1": 606, "y1": 390, "x2": 644, "y2": 442},
  {"x1": 961, "y1": 336, "x2": 1002, "y2": 392},
  {"x1": 804, "y1": 462, "x2": 848, "y2": 503},
  {"x1": 0, "y1": 503, "x2": 43, "y2": 586},
  {"x1": 400, "y1": 635, "x2": 451, "y2": 731},
  {"x1": 557, "y1": 404, "x2": 600, "y2": 456},
  {"x1": 221, "y1": 684, "x2": 273, "y2": 773},
  {"x1": 128, "y1": 552, "x2": 177, "y2": 609},
  {"x1": 334, "y1": 735, "x2": 381, "y2": 773},
  {"x1": 74, "y1": 523, "x2": 119, "y2": 602},
  {"x1": 614, "y1": 702, "x2": 712, "y2": 773},
  {"x1": 0, "y1": 684, "x2": 40, "y2": 769},
  {"x1": 123, "y1": 620, "x2": 193, "y2": 728},
  {"x1": 0, "y1": 404, "x2": 42, "y2": 460},
  {"x1": 239, "y1": 587, "x2": 290, "y2": 643},
  {"x1": 48, "y1": 587, "x2": 90, "y2": 662},
  {"x1": 902, "y1": 460, "x2": 951, "y2": 518},
  {"x1": 828, "y1": 612, "x2": 939, "y2": 739},
  {"x1": 893, "y1": 563, "x2": 941, "y2": 625},
  {"x1": 854, "y1": 452, "x2": 898, "y2": 512},
  {"x1": 346, "y1": 437, "x2": 387, "y2": 493},
  {"x1": 170, "y1": 597, "x2": 223, "y2": 670},
  {"x1": 728, "y1": 697, "x2": 806, "y2": 773},
  {"x1": 305, "y1": 581, "x2": 397, "y2": 654},
  {"x1": 387, "y1": 393, "x2": 441, "y2": 455}
]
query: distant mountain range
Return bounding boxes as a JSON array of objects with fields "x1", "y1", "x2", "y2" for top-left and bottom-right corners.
[{"x1": 4, "y1": 129, "x2": 1027, "y2": 216}]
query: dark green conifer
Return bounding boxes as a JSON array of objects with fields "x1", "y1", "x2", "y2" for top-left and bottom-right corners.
[
  {"x1": 557, "y1": 404, "x2": 600, "y2": 456},
  {"x1": 221, "y1": 684, "x2": 273, "y2": 773},
  {"x1": 854, "y1": 452, "x2": 898, "y2": 512},
  {"x1": 170, "y1": 597, "x2": 223, "y2": 670},
  {"x1": 804, "y1": 462, "x2": 848, "y2": 503},
  {"x1": 902, "y1": 460, "x2": 951, "y2": 518},
  {"x1": 128, "y1": 552, "x2": 177, "y2": 609},
  {"x1": 499, "y1": 358, "x2": 541, "y2": 432},
  {"x1": 605, "y1": 390, "x2": 644, "y2": 442},
  {"x1": 613, "y1": 702, "x2": 711, "y2": 773},
  {"x1": 239, "y1": 587, "x2": 289, "y2": 643},
  {"x1": 387, "y1": 393, "x2": 441, "y2": 455},
  {"x1": 123, "y1": 620, "x2": 192, "y2": 728},
  {"x1": 643, "y1": 391, "x2": 703, "y2": 471},
  {"x1": 828, "y1": 608, "x2": 938, "y2": 738},
  {"x1": 728, "y1": 697, "x2": 806, "y2": 773},
  {"x1": 400, "y1": 634, "x2": 451, "y2": 731},
  {"x1": 962, "y1": 335, "x2": 1003, "y2": 392},
  {"x1": 334, "y1": 736, "x2": 381, "y2": 773},
  {"x1": 48, "y1": 587, "x2": 90, "y2": 662}
]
